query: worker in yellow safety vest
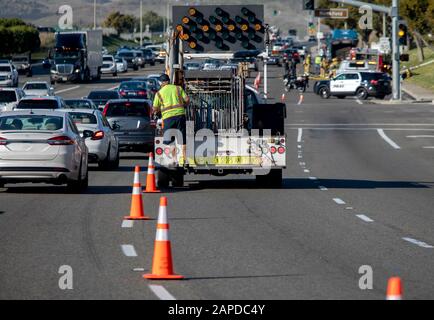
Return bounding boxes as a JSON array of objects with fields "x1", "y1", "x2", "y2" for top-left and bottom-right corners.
[{"x1": 153, "y1": 74, "x2": 190, "y2": 165}]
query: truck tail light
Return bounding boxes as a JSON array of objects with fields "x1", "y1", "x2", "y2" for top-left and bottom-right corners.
[
  {"x1": 270, "y1": 146, "x2": 277, "y2": 154},
  {"x1": 370, "y1": 80, "x2": 378, "y2": 85},
  {"x1": 156, "y1": 147, "x2": 164, "y2": 156},
  {"x1": 278, "y1": 147, "x2": 285, "y2": 154},
  {"x1": 91, "y1": 131, "x2": 105, "y2": 140},
  {"x1": 47, "y1": 136, "x2": 75, "y2": 145}
]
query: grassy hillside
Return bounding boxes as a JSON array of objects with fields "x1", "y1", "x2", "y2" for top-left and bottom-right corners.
[{"x1": 402, "y1": 47, "x2": 434, "y2": 92}]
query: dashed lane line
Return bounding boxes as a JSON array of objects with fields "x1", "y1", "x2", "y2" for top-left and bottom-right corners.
[
  {"x1": 121, "y1": 244, "x2": 138, "y2": 257},
  {"x1": 377, "y1": 129, "x2": 401, "y2": 150},
  {"x1": 402, "y1": 237, "x2": 433, "y2": 249},
  {"x1": 406, "y1": 135, "x2": 434, "y2": 138},
  {"x1": 122, "y1": 220, "x2": 134, "y2": 228},
  {"x1": 333, "y1": 198, "x2": 346, "y2": 205},
  {"x1": 297, "y1": 128, "x2": 303, "y2": 143},
  {"x1": 149, "y1": 285, "x2": 177, "y2": 300},
  {"x1": 319, "y1": 186, "x2": 328, "y2": 191},
  {"x1": 356, "y1": 214, "x2": 374, "y2": 223},
  {"x1": 55, "y1": 86, "x2": 81, "y2": 94}
]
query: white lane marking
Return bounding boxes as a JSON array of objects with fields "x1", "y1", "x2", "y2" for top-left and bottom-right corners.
[
  {"x1": 346, "y1": 207, "x2": 354, "y2": 210},
  {"x1": 298, "y1": 145, "x2": 302, "y2": 149},
  {"x1": 121, "y1": 244, "x2": 138, "y2": 257},
  {"x1": 122, "y1": 220, "x2": 134, "y2": 228},
  {"x1": 133, "y1": 268, "x2": 145, "y2": 272},
  {"x1": 299, "y1": 162, "x2": 306, "y2": 166},
  {"x1": 309, "y1": 177, "x2": 318, "y2": 180},
  {"x1": 356, "y1": 214, "x2": 374, "y2": 223},
  {"x1": 55, "y1": 86, "x2": 80, "y2": 94},
  {"x1": 377, "y1": 129, "x2": 401, "y2": 150},
  {"x1": 319, "y1": 186, "x2": 328, "y2": 191},
  {"x1": 297, "y1": 128, "x2": 303, "y2": 143},
  {"x1": 304, "y1": 169, "x2": 310, "y2": 173},
  {"x1": 422, "y1": 146, "x2": 434, "y2": 149},
  {"x1": 333, "y1": 198, "x2": 346, "y2": 205},
  {"x1": 149, "y1": 285, "x2": 177, "y2": 300},
  {"x1": 109, "y1": 85, "x2": 119, "y2": 90},
  {"x1": 356, "y1": 99, "x2": 363, "y2": 105},
  {"x1": 298, "y1": 155, "x2": 303, "y2": 159},
  {"x1": 406, "y1": 135, "x2": 434, "y2": 138},
  {"x1": 402, "y1": 237, "x2": 433, "y2": 249}
]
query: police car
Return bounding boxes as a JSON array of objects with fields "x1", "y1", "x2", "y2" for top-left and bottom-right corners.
[{"x1": 314, "y1": 71, "x2": 392, "y2": 100}]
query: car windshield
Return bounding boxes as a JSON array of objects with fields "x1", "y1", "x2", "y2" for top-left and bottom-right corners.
[
  {"x1": 103, "y1": 57, "x2": 113, "y2": 62},
  {"x1": 119, "y1": 82, "x2": 147, "y2": 90},
  {"x1": 65, "y1": 100, "x2": 94, "y2": 109},
  {"x1": 105, "y1": 102, "x2": 150, "y2": 118},
  {"x1": 361, "y1": 73, "x2": 386, "y2": 80},
  {"x1": 24, "y1": 83, "x2": 48, "y2": 90},
  {"x1": 0, "y1": 91, "x2": 17, "y2": 103},
  {"x1": 118, "y1": 52, "x2": 134, "y2": 58},
  {"x1": 0, "y1": 115, "x2": 63, "y2": 131},
  {"x1": 0, "y1": 66, "x2": 11, "y2": 72},
  {"x1": 88, "y1": 91, "x2": 118, "y2": 100},
  {"x1": 68, "y1": 112, "x2": 97, "y2": 125},
  {"x1": 17, "y1": 100, "x2": 58, "y2": 109},
  {"x1": 13, "y1": 58, "x2": 28, "y2": 63}
]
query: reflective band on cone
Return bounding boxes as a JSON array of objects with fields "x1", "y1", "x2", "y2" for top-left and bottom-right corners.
[
  {"x1": 124, "y1": 166, "x2": 151, "y2": 220},
  {"x1": 144, "y1": 153, "x2": 161, "y2": 193},
  {"x1": 144, "y1": 197, "x2": 184, "y2": 280}
]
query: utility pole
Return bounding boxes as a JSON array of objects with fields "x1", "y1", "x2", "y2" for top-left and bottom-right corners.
[
  {"x1": 330, "y1": 0, "x2": 400, "y2": 100},
  {"x1": 140, "y1": 0, "x2": 143, "y2": 47},
  {"x1": 264, "y1": 25, "x2": 270, "y2": 100},
  {"x1": 93, "y1": 0, "x2": 97, "y2": 29}
]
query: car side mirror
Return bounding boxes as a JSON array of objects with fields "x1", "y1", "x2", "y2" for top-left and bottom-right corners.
[
  {"x1": 82, "y1": 130, "x2": 94, "y2": 139},
  {"x1": 111, "y1": 123, "x2": 120, "y2": 130}
]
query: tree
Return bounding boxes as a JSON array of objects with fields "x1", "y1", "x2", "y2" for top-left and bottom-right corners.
[
  {"x1": 141, "y1": 11, "x2": 166, "y2": 32},
  {"x1": 0, "y1": 19, "x2": 40, "y2": 56},
  {"x1": 103, "y1": 11, "x2": 138, "y2": 36}
]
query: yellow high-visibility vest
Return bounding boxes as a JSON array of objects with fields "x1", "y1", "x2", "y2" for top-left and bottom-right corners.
[{"x1": 153, "y1": 84, "x2": 188, "y2": 120}]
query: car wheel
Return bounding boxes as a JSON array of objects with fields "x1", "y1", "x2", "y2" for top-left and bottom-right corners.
[
  {"x1": 376, "y1": 94, "x2": 386, "y2": 100},
  {"x1": 99, "y1": 145, "x2": 112, "y2": 170},
  {"x1": 337, "y1": 96, "x2": 346, "y2": 99},
  {"x1": 319, "y1": 87, "x2": 330, "y2": 99},
  {"x1": 134, "y1": 66, "x2": 139, "y2": 71},
  {"x1": 151, "y1": 62, "x2": 155, "y2": 66},
  {"x1": 113, "y1": 72, "x2": 118, "y2": 77},
  {"x1": 109, "y1": 149, "x2": 120, "y2": 169},
  {"x1": 67, "y1": 162, "x2": 88, "y2": 192},
  {"x1": 0, "y1": 181, "x2": 4, "y2": 189},
  {"x1": 356, "y1": 88, "x2": 368, "y2": 100}
]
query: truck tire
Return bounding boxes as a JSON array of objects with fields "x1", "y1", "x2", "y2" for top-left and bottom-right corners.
[
  {"x1": 256, "y1": 169, "x2": 283, "y2": 188},
  {"x1": 157, "y1": 170, "x2": 170, "y2": 189},
  {"x1": 171, "y1": 170, "x2": 185, "y2": 188}
]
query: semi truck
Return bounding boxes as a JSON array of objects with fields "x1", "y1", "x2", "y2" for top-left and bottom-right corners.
[
  {"x1": 154, "y1": 5, "x2": 287, "y2": 188},
  {"x1": 50, "y1": 30, "x2": 103, "y2": 84}
]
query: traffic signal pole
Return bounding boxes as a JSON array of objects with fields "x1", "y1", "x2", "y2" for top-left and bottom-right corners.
[{"x1": 330, "y1": 0, "x2": 401, "y2": 100}]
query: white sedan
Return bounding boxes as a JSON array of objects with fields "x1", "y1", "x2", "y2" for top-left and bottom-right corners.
[
  {"x1": 115, "y1": 57, "x2": 128, "y2": 73},
  {"x1": 23, "y1": 81, "x2": 55, "y2": 96},
  {"x1": 59, "y1": 109, "x2": 119, "y2": 169},
  {"x1": 0, "y1": 110, "x2": 89, "y2": 191}
]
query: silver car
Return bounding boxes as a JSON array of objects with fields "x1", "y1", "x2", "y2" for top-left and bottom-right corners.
[
  {"x1": 102, "y1": 55, "x2": 118, "y2": 77},
  {"x1": 103, "y1": 99, "x2": 155, "y2": 152},
  {"x1": 23, "y1": 81, "x2": 55, "y2": 96},
  {"x1": 59, "y1": 109, "x2": 120, "y2": 169},
  {"x1": 0, "y1": 110, "x2": 90, "y2": 191},
  {"x1": 0, "y1": 63, "x2": 19, "y2": 88},
  {"x1": 16, "y1": 96, "x2": 68, "y2": 110},
  {"x1": 0, "y1": 88, "x2": 26, "y2": 113}
]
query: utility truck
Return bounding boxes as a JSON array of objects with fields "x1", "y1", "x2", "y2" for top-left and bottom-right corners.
[{"x1": 154, "y1": 5, "x2": 287, "y2": 188}]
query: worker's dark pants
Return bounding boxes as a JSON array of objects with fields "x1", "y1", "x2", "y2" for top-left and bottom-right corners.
[{"x1": 163, "y1": 115, "x2": 187, "y2": 145}]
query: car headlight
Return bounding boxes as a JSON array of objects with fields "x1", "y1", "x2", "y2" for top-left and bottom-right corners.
[
  {"x1": 50, "y1": 69, "x2": 58, "y2": 74},
  {"x1": 7, "y1": 75, "x2": 12, "y2": 80}
]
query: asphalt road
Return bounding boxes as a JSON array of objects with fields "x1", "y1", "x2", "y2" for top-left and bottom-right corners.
[{"x1": 1, "y1": 62, "x2": 433, "y2": 300}]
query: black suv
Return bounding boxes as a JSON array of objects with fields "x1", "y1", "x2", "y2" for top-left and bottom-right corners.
[{"x1": 314, "y1": 72, "x2": 392, "y2": 100}]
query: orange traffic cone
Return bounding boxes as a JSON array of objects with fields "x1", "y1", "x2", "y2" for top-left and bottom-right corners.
[
  {"x1": 386, "y1": 277, "x2": 403, "y2": 300},
  {"x1": 144, "y1": 153, "x2": 161, "y2": 193},
  {"x1": 144, "y1": 197, "x2": 184, "y2": 280},
  {"x1": 124, "y1": 166, "x2": 151, "y2": 220}
]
